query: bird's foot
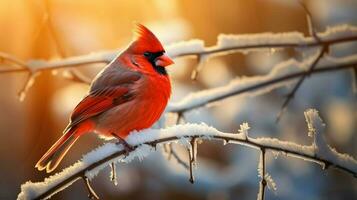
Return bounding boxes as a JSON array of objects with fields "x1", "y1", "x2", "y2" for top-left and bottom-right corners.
[{"x1": 112, "y1": 133, "x2": 134, "y2": 156}]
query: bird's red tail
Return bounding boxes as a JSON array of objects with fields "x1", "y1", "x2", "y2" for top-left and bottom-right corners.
[{"x1": 35, "y1": 129, "x2": 79, "y2": 173}]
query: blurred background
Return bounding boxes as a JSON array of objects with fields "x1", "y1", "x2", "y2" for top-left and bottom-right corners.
[{"x1": 0, "y1": 0, "x2": 356, "y2": 199}]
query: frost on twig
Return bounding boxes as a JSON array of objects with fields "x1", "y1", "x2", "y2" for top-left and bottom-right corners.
[
  {"x1": 257, "y1": 150, "x2": 266, "y2": 200},
  {"x1": 257, "y1": 150, "x2": 277, "y2": 200},
  {"x1": 238, "y1": 122, "x2": 250, "y2": 140},
  {"x1": 110, "y1": 162, "x2": 118, "y2": 186},
  {"x1": 304, "y1": 109, "x2": 357, "y2": 171},
  {"x1": 188, "y1": 137, "x2": 198, "y2": 184},
  {"x1": 18, "y1": 111, "x2": 357, "y2": 200},
  {"x1": 257, "y1": 148, "x2": 277, "y2": 200}
]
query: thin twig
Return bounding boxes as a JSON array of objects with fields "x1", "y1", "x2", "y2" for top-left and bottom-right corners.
[
  {"x1": 299, "y1": 0, "x2": 319, "y2": 40},
  {"x1": 275, "y1": 1, "x2": 326, "y2": 122},
  {"x1": 43, "y1": 0, "x2": 67, "y2": 57},
  {"x1": 258, "y1": 149, "x2": 267, "y2": 200},
  {"x1": 163, "y1": 143, "x2": 171, "y2": 158},
  {"x1": 18, "y1": 72, "x2": 32, "y2": 101},
  {"x1": 0, "y1": 68, "x2": 28, "y2": 73},
  {"x1": 176, "y1": 112, "x2": 183, "y2": 124},
  {"x1": 65, "y1": 69, "x2": 92, "y2": 84},
  {"x1": 276, "y1": 47, "x2": 326, "y2": 122},
  {"x1": 171, "y1": 146, "x2": 190, "y2": 170},
  {"x1": 187, "y1": 147, "x2": 194, "y2": 184},
  {"x1": 191, "y1": 55, "x2": 206, "y2": 80},
  {"x1": 163, "y1": 112, "x2": 190, "y2": 170},
  {"x1": 188, "y1": 137, "x2": 197, "y2": 184},
  {"x1": 110, "y1": 162, "x2": 117, "y2": 186},
  {"x1": 0, "y1": 52, "x2": 27, "y2": 68},
  {"x1": 163, "y1": 143, "x2": 189, "y2": 170},
  {"x1": 82, "y1": 176, "x2": 99, "y2": 200},
  {"x1": 42, "y1": 0, "x2": 89, "y2": 87}
]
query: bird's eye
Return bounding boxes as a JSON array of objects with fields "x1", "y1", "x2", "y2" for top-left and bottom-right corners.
[{"x1": 144, "y1": 52, "x2": 151, "y2": 57}]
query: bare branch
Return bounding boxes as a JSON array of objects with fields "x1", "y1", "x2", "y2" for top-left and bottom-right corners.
[
  {"x1": 165, "y1": 143, "x2": 190, "y2": 170},
  {"x1": 187, "y1": 146, "x2": 194, "y2": 184},
  {"x1": 83, "y1": 176, "x2": 99, "y2": 200},
  {"x1": 188, "y1": 137, "x2": 197, "y2": 184},
  {"x1": 110, "y1": 162, "x2": 118, "y2": 186},
  {"x1": 276, "y1": 47, "x2": 326, "y2": 122},
  {"x1": 275, "y1": 1, "x2": 326, "y2": 122},
  {"x1": 299, "y1": 0, "x2": 319, "y2": 40},
  {"x1": 191, "y1": 55, "x2": 208, "y2": 80},
  {"x1": 43, "y1": 0, "x2": 67, "y2": 57},
  {"x1": 0, "y1": 52, "x2": 27, "y2": 68},
  {"x1": 163, "y1": 112, "x2": 190, "y2": 170},
  {"x1": 176, "y1": 112, "x2": 184, "y2": 124},
  {"x1": 0, "y1": 51, "x2": 114, "y2": 74},
  {"x1": 18, "y1": 72, "x2": 35, "y2": 102},
  {"x1": 257, "y1": 149, "x2": 267, "y2": 200}
]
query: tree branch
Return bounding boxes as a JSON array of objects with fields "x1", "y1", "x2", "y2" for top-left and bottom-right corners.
[
  {"x1": 18, "y1": 114, "x2": 357, "y2": 200},
  {"x1": 1, "y1": 24, "x2": 356, "y2": 105},
  {"x1": 0, "y1": 25, "x2": 356, "y2": 74},
  {"x1": 167, "y1": 56, "x2": 357, "y2": 113}
]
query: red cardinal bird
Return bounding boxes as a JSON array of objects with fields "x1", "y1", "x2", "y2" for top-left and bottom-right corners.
[{"x1": 36, "y1": 23, "x2": 174, "y2": 173}]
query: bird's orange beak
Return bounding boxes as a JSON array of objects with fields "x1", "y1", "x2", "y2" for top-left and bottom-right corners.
[{"x1": 155, "y1": 53, "x2": 174, "y2": 67}]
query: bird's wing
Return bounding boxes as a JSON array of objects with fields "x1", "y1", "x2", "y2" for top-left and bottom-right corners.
[{"x1": 64, "y1": 69, "x2": 141, "y2": 132}]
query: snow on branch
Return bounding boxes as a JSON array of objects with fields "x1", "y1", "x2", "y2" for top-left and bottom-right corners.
[
  {"x1": 304, "y1": 109, "x2": 357, "y2": 171},
  {"x1": 1, "y1": 24, "x2": 357, "y2": 100},
  {"x1": 18, "y1": 109, "x2": 357, "y2": 200},
  {"x1": 1, "y1": 24, "x2": 356, "y2": 72},
  {"x1": 216, "y1": 24, "x2": 357, "y2": 53},
  {"x1": 167, "y1": 54, "x2": 357, "y2": 113}
]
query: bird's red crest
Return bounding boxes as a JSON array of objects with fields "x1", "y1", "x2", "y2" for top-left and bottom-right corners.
[{"x1": 132, "y1": 23, "x2": 165, "y2": 53}]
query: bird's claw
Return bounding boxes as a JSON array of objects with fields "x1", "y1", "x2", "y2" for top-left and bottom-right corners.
[{"x1": 112, "y1": 133, "x2": 134, "y2": 156}]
